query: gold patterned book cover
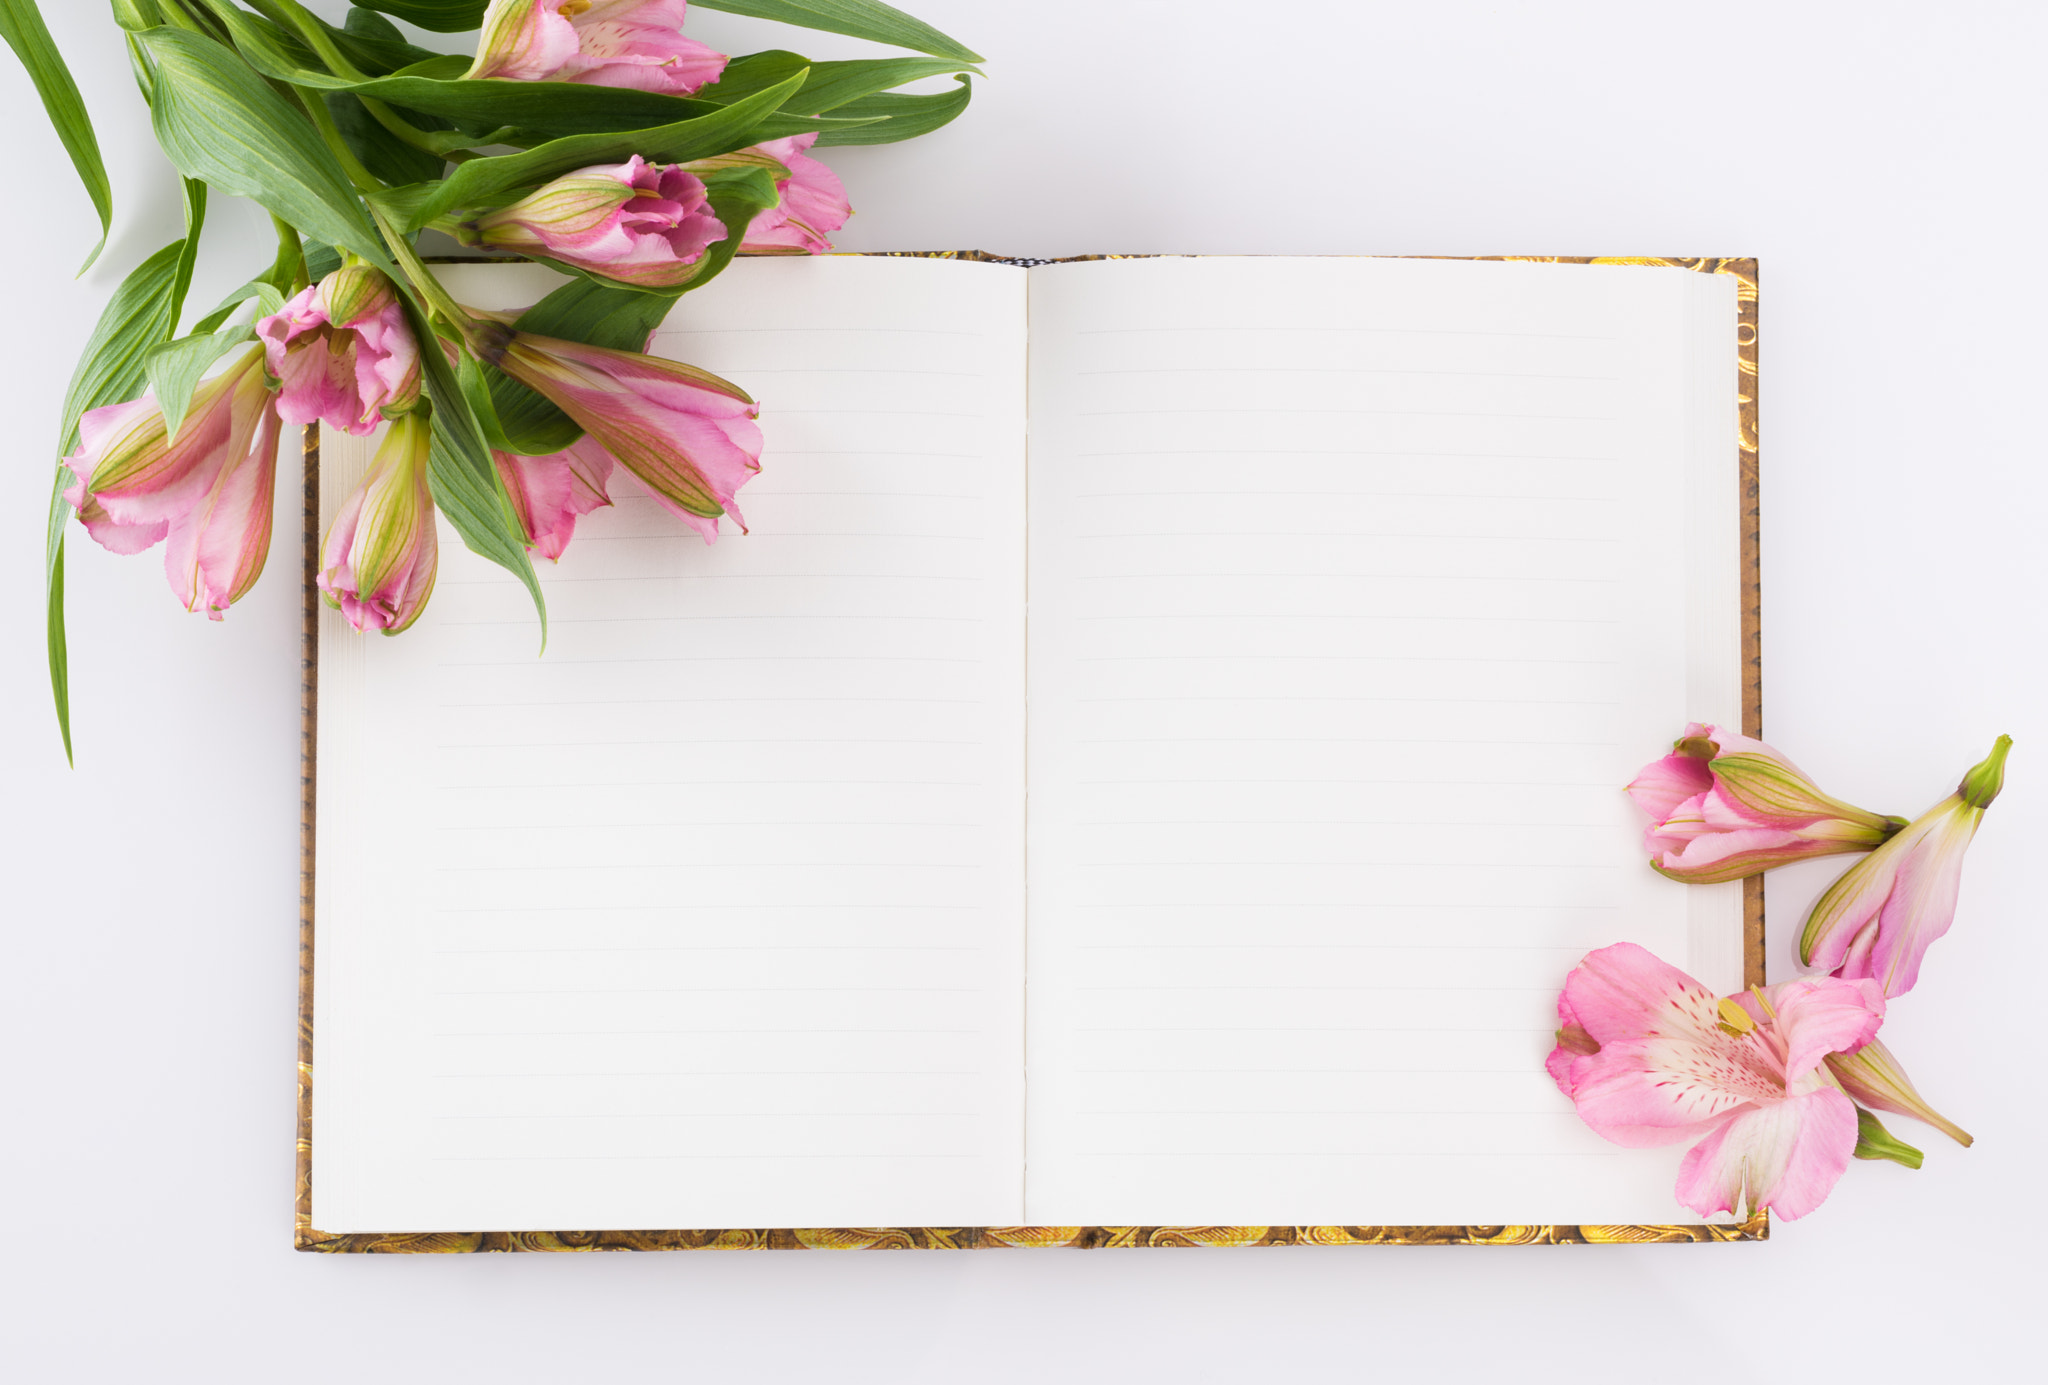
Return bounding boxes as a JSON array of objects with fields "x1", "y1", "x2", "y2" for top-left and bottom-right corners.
[{"x1": 298, "y1": 254, "x2": 1764, "y2": 1252}]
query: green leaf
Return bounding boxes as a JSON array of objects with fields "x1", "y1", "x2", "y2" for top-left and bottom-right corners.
[
  {"x1": 401, "y1": 70, "x2": 809, "y2": 231},
  {"x1": 170, "y1": 176, "x2": 207, "y2": 329},
  {"x1": 46, "y1": 486, "x2": 70, "y2": 763},
  {"x1": 145, "y1": 329, "x2": 255, "y2": 442},
  {"x1": 353, "y1": 0, "x2": 486, "y2": 32},
  {"x1": 347, "y1": 75, "x2": 864, "y2": 144},
  {"x1": 673, "y1": 164, "x2": 781, "y2": 293},
  {"x1": 342, "y1": 7, "x2": 409, "y2": 44},
  {"x1": 137, "y1": 27, "x2": 392, "y2": 273},
  {"x1": 813, "y1": 76, "x2": 970, "y2": 146},
  {"x1": 411, "y1": 314, "x2": 547, "y2": 641},
  {"x1": 693, "y1": 0, "x2": 982, "y2": 62},
  {"x1": 0, "y1": 0, "x2": 114, "y2": 272},
  {"x1": 305, "y1": 241, "x2": 344, "y2": 282},
  {"x1": 331, "y1": 8, "x2": 441, "y2": 74},
  {"x1": 701, "y1": 53, "x2": 978, "y2": 113}
]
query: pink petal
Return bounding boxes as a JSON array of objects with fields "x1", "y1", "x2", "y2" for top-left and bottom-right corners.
[
  {"x1": 162, "y1": 401, "x2": 281, "y2": 619},
  {"x1": 1673, "y1": 1087, "x2": 1858, "y2": 1221},
  {"x1": 1626, "y1": 752, "x2": 1714, "y2": 831}
]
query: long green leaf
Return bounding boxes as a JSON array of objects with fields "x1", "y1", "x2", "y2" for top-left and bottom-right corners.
[
  {"x1": 694, "y1": 0, "x2": 982, "y2": 62},
  {"x1": 412, "y1": 315, "x2": 547, "y2": 641},
  {"x1": 46, "y1": 239, "x2": 191, "y2": 761},
  {"x1": 813, "y1": 76, "x2": 969, "y2": 146},
  {"x1": 402, "y1": 70, "x2": 807, "y2": 230},
  {"x1": 347, "y1": 75, "x2": 864, "y2": 143},
  {"x1": 702, "y1": 52, "x2": 976, "y2": 113},
  {"x1": 169, "y1": 176, "x2": 207, "y2": 329},
  {"x1": 354, "y1": 0, "x2": 486, "y2": 32},
  {"x1": 137, "y1": 27, "x2": 392, "y2": 273},
  {"x1": 0, "y1": 0, "x2": 114, "y2": 272}
]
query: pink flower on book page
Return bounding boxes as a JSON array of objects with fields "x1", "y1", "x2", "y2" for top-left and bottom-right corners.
[
  {"x1": 1548, "y1": 942, "x2": 1886, "y2": 1221},
  {"x1": 257, "y1": 262, "x2": 421, "y2": 436},
  {"x1": 318, "y1": 411, "x2": 439, "y2": 634},
  {"x1": 495, "y1": 435, "x2": 615, "y2": 560},
  {"x1": 454, "y1": 157, "x2": 726, "y2": 289},
  {"x1": 736, "y1": 133, "x2": 852, "y2": 254},
  {"x1": 1800, "y1": 736, "x2": 2012, "y2": 998},
  {"x1": 1626, "y1": 723, "x2": 1906, "y2": 884},
  {"x1": 468, "y1": 0, "x2": 727, "y2": 95},
  {"x1": 476, "y1": 321, "x2": 760, "y2": 543}
]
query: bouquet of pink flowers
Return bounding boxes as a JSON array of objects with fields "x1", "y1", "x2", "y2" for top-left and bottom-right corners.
[{"x1": 1, "y1": 0, "x2": 982, "y2": 757}]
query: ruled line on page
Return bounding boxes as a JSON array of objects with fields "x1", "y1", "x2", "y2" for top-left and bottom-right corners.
[{"x1": 1072, "y1": 326, "x2": 1617, "y2": 341}]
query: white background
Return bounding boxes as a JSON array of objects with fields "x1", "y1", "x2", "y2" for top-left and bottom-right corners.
[{"x1": 2, "y1": 1, "x2": 2042, "y2": 1379}]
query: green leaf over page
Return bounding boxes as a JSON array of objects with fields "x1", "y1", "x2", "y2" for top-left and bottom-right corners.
[
  {"x1": 413, "y1": 315, "x2": 548, "y2": 644},
  {"x1": 136, "y1": 28, "x2": 392, "y2": 273},
  {"x1": 693, "y1": 0, "x2": 983, "y2": 62},
  {"x1": 0, "y1": 0, "x2": 113, "y2": 273},
  {"x1": 397, "y1": 71, "x2": 810, "y2": 231}
]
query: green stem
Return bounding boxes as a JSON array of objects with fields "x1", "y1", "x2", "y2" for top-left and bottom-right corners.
[
  {"x1": 358, "y1": 95, "x2": 465, "y2": 160},
  {"x1": 153, "y1": 0, "x2": 209, "y2": 35},
  {"x1": 371, "y1": 204, "x2": 474, "y2": 338},
  {"x1": 292, "y1": 83, "x2": 382, "y2": 193},
  {"x1": 242, "y1": 0, "x2": 372, "y2": 81}
]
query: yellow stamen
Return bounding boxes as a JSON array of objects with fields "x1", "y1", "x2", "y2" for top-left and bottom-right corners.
[
  {"x1": 1748, "y1": 983, "x2": 1779, "y2": 1020},
  {"x1": 1715, "y1": 996, "x2": 1756, "y2": 1037}
]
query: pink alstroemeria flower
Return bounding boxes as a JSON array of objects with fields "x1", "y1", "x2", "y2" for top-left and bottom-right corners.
[
  {"x1": 257, "y1": 263, "x2": 421, "y2": 436},
  {"x1": 1549, "y1": 942, "x2": 1886, "y2": 1221},
  {"x1": 454, "y1": 157, "x2": 726, "y2": 288},
  {"x1": 495, "y1": 435, "x2": 615, "y2": 560},
  {"x1": 63, "y1": 345, "x2": 284, "y2": 620},
  {"x1": 318, "y1": 411, "x2": 439, "y2": 634},
  {"x1": 737, "y1": 133, "x2": 852, "y2": 254},
  {"x1": 1626, "y1": 723, "x2": 1906, "y2": 884},
  {"x1": 474, "y1": 320, "x2": 760, "y2": 542},
  {"x1": 467, "y1": 0, "x2": 727, "y2": 95},
  {"x1": 1800, "y1": 736, "x2": 2012, "y2": 998}
]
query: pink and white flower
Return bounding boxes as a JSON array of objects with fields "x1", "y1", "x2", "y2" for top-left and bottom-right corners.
[
  {"x1": 474, "y1": 321, "x2": 759, "y2": 542},
  {"x1": 257, "y1": 263, "x2": 421, "y2": 436},
  {"x1": 467, "y1": 0, "x2": 727, "y2": 96},
  {"x1": 1549, "y1": 942, "x2": 1887, "y2": 1221},
  {"x1": 63, "y1": 345, "x2": 284, "y2": 620},
  {"x1": 318, "y1": 411, "x2": 439, "y2": 634},
  {"x1": 1800, "y1": 736, "x2": 2012, "y2": 998},
  {"x1": 737, "y1": 133, "x2": 851, "y2": 254},
  {"x1": 454, "y1": 157, "x2": 726, "y2": 288},
  {"x1": 494, "y1": 435, "x2": 615, "y2": 560},
  {"x1": 1626, "y1": 723, "x2": 1905, "y2": 884}
]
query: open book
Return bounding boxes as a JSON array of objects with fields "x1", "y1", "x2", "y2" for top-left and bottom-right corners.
[{"x1": 302, "y1": 253, "x2": 1758, "y2": 1249}]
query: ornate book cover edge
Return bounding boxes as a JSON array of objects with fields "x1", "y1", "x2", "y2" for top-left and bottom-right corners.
[{"x1": 295, "y1": 253, "x2": 1766, "y2": 1253}]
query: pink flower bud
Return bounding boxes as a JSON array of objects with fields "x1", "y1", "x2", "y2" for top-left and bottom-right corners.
[
  {"x1": 63, "y1": 345, "x2": 284, "y2": 620},
  {"x1": 468, "y1": 0, "x2": 727, "y2": 96},
  {"x1": 257, "y1": 263, "x2": 421, "y2": 436},
  {"x1": 473, "y1": 321, "x2": 759, "y2": 543},
  {"x1": 456, "y1": 157, "x2": 726, "y2": 289},
  {"x1": 1800, "y1": 735, "x2": 2012, "y2": 997},
  {"x1": 1625, "y1": 723, "x2": 1906, "y2": 884},
  {"x1": 736, "y1": 133, "x2": 852, "y2": 254},
  {"x1": 318, "y1": 411, "x2": 439, "y2": 634}
]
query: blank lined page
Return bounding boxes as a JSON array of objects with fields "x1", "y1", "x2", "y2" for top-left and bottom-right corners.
[
  {"x1": 1022, "y1": 256, "x2": 1740, "y2": 1225},
  {"x1": 312, "y1": 257, "x2": 1027, "y2": 1232}
]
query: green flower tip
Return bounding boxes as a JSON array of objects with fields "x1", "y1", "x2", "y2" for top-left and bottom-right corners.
[
  {"x1": 1852, "y1": 1107, "x2": 1924, "y2": 1170},
  {"x1": 1959, "y1": 734, "x2": 2013, "y2": 810}
]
